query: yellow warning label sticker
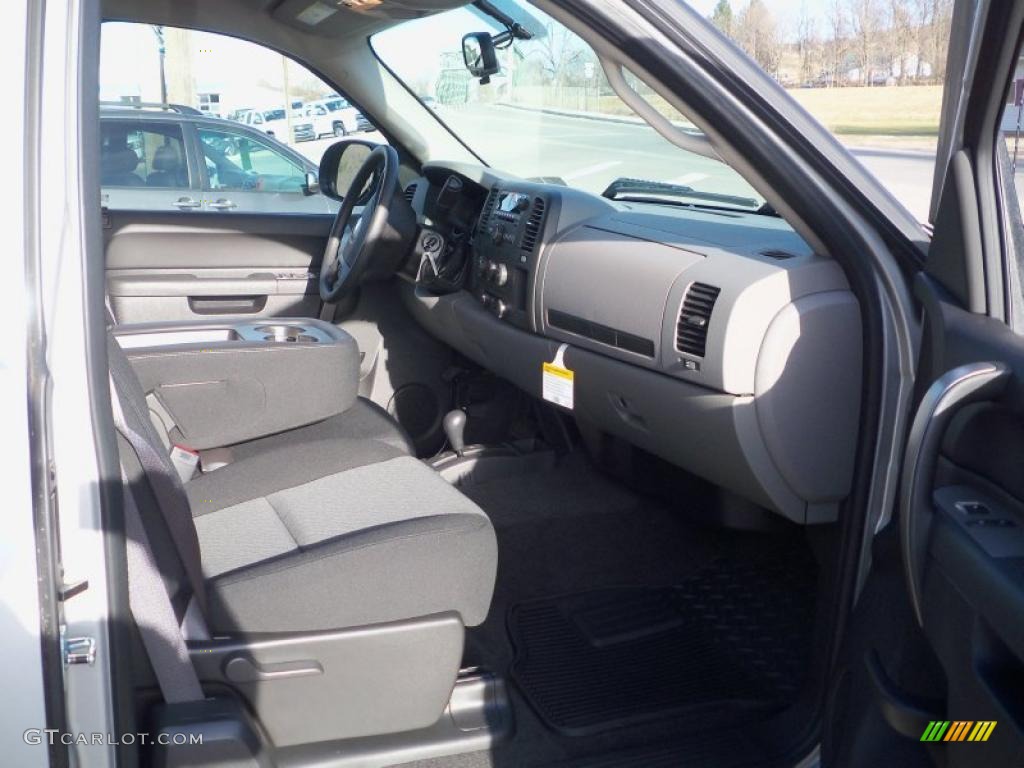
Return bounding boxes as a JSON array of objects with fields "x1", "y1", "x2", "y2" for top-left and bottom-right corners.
[
  {"x1": 542, "y1": 345, "x2": 574, "y2": 409},
  {"x1": 542, "y1": 363, "x2": 573, "y2": 380}
]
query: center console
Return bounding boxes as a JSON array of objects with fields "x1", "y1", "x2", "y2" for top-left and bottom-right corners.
[
  {"x1": 469, "y1": 186, "x2": 550, "y2": 330},
  {"x1": 113, "y1": 318, "x2": 359, "y2": 450}
]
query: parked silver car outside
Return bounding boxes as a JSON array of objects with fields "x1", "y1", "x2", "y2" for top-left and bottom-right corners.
[{"x1": 99, "y1": 104, "x2": 337, "y2": 215}]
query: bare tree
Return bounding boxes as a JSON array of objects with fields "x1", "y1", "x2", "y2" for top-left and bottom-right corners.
[
  {"x1": 824, "y1": 0, "x2": 848, "y2": 86},
  {"x1": 528, "y1": 22, "x2": 585, "y2": 85},
  {"x1": 930, "y1": 0, "x2": 953, "y2": 82},
  {"x1": 735, "y1": 0, "x2": 781, "y2": 75},
  {"x1": 888, "y1": 0, "x2": 915, "y2": 84},
  {"x1": 711, "y1": 0, "x2": 734, "y2": 37},
  {"x1": 911, "y1": 0, "x2": 931, "y2": 79},
  {"x1": 849, "y1": 0, "x2": 882, "y2": 85},
  {"x1": 796, "y1": 2, "x2": 820, "y2": 85}
]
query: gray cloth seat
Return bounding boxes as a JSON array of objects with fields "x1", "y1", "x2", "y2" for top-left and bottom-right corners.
[
  {"x1": 101, "y1": 148, "x2": 144, "y2": 186},
  {"x1": 146, "y1": 143, "x2": 187, "y2": 187},
  {"x1": 188, "y1": 438, "x2": 495, "y2": 634},
  {"x1": 226, "y1": 396, "x2": 415, "y2": 461},
  {"x1": 109, "y1": 334, "x2": 497, "y2": 637}
]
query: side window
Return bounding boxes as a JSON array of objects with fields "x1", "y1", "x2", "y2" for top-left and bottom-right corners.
[
  {"x1": 198, "y1": 129, "x2": 305, "y2": 193},
  {"x1": 999, "y1": 46, "x2": 1024, "y2": 320},
  {"x1": 1001, "y1": 54, "x2": 1024, "y2": 216},
  {"x1": 100, "y1": 120, "x2": 190, "y2": 210},
  {"x1": 692, "y1": 0, "x2": 955, "y2": 224},
  {"x1": 100, "y1": 21, "x2": 376, "y2": 214}
]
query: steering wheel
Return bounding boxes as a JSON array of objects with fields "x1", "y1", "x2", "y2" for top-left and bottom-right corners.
[{"x1": 319, "y1": 144, "x2": 401, "y2": 302}]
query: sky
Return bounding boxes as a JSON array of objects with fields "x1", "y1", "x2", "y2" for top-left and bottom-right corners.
[
  {"x1": 100, "y1": 23, "x2": 325, "y2": 110},
  {"x1": 688, "y1": 0, "x2": 812, "y2": 17},
  {"x1": 373, "y1": 0, "x2": 831, "y2": 80},
  {"x1": 100, "y1": 0, "x2": 835, "y2": 109},
  {"x1": 372, "y1": 0, "x2": 828, "y2": 94},
  {"x1": 685, "y1": 0, "x2": 843, "y2": 41}
]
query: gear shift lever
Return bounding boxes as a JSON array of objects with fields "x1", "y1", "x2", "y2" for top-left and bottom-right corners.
[{"x1": 443, "y1": 409, "x2": 467, "y2": 457}]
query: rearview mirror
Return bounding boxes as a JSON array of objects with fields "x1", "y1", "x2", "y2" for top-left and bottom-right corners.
[
  {"x1": 462, "y1": 32, "x2": 500, "y2": 83},
  {"x1": 318, "y1": 140, "x2": 375, "y2": 201}
]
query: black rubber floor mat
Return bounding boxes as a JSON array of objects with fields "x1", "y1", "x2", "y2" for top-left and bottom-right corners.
[
  {"x1": 548, "y1": 737, "x2": 764, "y2": 768},
  {"x1": 507, "y1": 546, "x2": 816, "y2": 736}
]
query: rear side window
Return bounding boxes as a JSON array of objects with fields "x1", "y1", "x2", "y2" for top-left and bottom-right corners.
[{"x1": 100, "y1": 121, "x2": 188, "y2": 189}]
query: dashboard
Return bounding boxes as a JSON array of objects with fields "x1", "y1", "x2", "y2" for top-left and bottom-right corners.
[{"x1": 400, "y1": 161, "x2": 862, "y2": 526}]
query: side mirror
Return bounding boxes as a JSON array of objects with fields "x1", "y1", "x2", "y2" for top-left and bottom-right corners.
[
  {"x1": 318, "y1": 139, "x2": 375, "y2": 201},
  {"x1": 462, "y1": 32, "x2": 500, "y2": 83},
  {"x1": 302, "y1": 170, "x2": 320, "y2": 197}
]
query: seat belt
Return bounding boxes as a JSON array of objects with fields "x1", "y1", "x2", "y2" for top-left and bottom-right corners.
[
  {"x1": 319, "y1": 300, "x2": 336, "y2": 322},
  {"x1": 108, "y1": 372, "x2": 208, "y2": 617},
  {"x1": 121, "y1": 471, "x2": 205, "y2": 703}
]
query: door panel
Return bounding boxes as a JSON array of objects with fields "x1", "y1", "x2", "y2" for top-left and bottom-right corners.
[
  {"x1": 835, "y1": 276, "x2": 1024, "y2": 768},
  {"x1": 104, "y1": 210, "x2": 332, "y2": 323},
  {"x1": 896, "y1": 277, "x2": 1024, "y2": 767},
  {"x1": 827, "y1": 280, "x2": 1024, "y2": 767}
]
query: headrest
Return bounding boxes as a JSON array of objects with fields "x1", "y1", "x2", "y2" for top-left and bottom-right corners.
[
  {"x1": 102, "y1": 148, "x2": 140, "y2": 174},
  {"x1": 152, "y1": 144, "x2": 181, "y2": 172}
]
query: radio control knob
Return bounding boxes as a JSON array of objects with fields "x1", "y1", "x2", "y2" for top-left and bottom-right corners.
[
  {"x1": 491, "y1": 224, "x2": 505, "y2": 245},
  {"x1": 494, "y1": 264, "x2": 508, "y2": 286}
]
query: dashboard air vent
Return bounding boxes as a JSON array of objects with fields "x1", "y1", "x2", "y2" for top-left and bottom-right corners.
[
  {"x1": 676, "y1": 282, "x2": 720, "y2": 357},
  {"x1": 521, "y1": 197, "x2": 546, "y2": 253},
  {"x1": 478, "y1": 188, "x2": 498, "y2": 233},
  {"x1": 403, "y1": 183, "x2": 417, "y2": 203}
]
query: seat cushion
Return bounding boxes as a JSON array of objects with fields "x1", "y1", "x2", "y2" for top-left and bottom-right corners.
[
  {"x1": 188, "y1": 445, "x2": 497, "y2": 634},
  {"x1": 227, "y1": 397, "x2": 416, "y2": 461}
]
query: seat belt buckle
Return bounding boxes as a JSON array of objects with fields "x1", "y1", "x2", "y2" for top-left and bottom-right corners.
[{"x1": 170, "y1": 444, "x2": 200, "y2": 482}]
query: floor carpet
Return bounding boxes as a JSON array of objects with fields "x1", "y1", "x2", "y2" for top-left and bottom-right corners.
[{"x1": 392, "y1": 454, "x2": 819, "y2": 768}]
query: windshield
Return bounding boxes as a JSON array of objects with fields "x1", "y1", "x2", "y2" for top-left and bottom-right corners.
[
  {"x1": 372, "y1": 0, "x2": 765, "y2": 210},
  {"x1": 263, "y1": 109, "x2": 286, "y2": 121}
]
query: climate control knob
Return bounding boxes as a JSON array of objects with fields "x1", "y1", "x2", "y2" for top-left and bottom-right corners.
[
  {"x1": 494, "y1": 300, "x2": 508, "y2": 319},
  {"x1": 494, "y1": 263, "x2": 508, "y2": 286}
]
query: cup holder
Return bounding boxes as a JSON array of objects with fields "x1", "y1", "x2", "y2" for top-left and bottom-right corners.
[{"x1": 255, "y1": 324, "x2": 319, "y2": 343}]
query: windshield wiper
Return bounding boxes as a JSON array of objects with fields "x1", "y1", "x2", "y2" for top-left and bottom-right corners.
[{"x1": 601, "y1": 177, "x2": 760, "y2": 212}]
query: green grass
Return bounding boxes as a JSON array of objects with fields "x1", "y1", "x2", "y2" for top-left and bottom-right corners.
[{"x1": 787, "y1": 85, "x2": 943, "y2": 137}]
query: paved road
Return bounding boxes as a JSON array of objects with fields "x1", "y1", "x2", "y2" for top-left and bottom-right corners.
[
  {"x1": 849, "y1": 147, "x2": 938, "y2": 223},
  {"x1": 290, "y1": 105, "x2": 1024, "y2": 225}
]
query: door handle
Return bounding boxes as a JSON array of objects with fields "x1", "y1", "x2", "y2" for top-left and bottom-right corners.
[
  {"x1": 173, "y1": 196, "x2": 203, "y2": 210},
  {"x1": 208, "y1": 198, "x2": 237, "y2": 210},
  {"x1": 900, "y1": 361, "x2": 1010, "y2": 626},
  {"x1": 188, "y1": 295, "x2": 267, "y2": 315}
]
